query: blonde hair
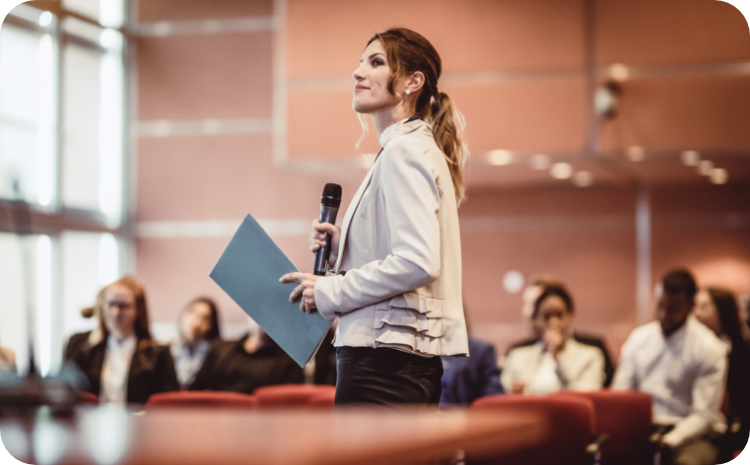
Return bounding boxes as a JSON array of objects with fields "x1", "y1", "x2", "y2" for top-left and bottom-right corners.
[{"x1": 364, "y1": 27, "x2": 469, "y2": 203}]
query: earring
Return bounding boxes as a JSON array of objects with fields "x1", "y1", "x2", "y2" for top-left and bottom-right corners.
[{"x1": 405, "y1": 89, "x2": 411, "y2": 95}]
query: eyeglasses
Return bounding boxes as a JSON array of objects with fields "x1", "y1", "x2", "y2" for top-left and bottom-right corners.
[{"x1": 104, "y1": 301, "x2": 134, "y2": 311}]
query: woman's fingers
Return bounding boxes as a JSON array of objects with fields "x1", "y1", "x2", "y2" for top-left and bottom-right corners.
[{"x1": 289, "y1": 283, "x2": 304, "y2": 303}]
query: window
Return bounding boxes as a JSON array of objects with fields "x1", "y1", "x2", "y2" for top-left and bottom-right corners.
[{"x1": 0, "y1": 1, "x2": 128, "y2": 376}]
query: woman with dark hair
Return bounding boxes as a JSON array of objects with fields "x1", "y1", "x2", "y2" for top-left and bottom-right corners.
[
  {"x1": 72, "y1": 276, "x2": 179, "y2": 404},
  {"x1": 280, "y1": 28, "x2": 469, "y2": 406},
  {"x1": 502, "y1": 285, "x2": 605, "y2": 395},
  {"x1": 170, "y1": 297, "x2": 221, "y2": 389},
  {"x1": 694, "y1": 287, "x2": 750, "y2": 458}
]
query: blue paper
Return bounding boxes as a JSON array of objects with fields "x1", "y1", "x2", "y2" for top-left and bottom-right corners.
[{"x1": 210, "y1": 214, "x2": 332, "y2": 367}]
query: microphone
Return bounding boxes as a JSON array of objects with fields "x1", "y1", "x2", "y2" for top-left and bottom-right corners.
[{"x1": 313, "y1": 183, "x2": 342, "y2": 276}]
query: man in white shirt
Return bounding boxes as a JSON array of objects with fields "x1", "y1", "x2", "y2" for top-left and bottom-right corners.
[{"x1": 613, "y1": 269, "x2": 727, "y2": 465}]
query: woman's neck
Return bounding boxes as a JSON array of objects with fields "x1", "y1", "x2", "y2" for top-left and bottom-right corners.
[{"x1": 371, "y1": 104, "x2": 413, "y2": 138}]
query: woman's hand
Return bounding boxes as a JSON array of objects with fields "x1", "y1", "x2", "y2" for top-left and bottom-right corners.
[
  {"x1": 543, "y1": 328, "x2": 565, "y2": 359},
  {"x1": 280, "y1": 272, "x2": 321, "y2": 313},
  {"x1": 309, "y1": 219, "x2": 341, "y2": 266}
]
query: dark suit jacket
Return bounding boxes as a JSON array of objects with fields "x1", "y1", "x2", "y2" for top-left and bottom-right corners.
[
  {"x1": 506, "y1": 331, "x2": 615, "y2": 387},
  {"x1": 189, "y1": 334, "x2": 304, "y2": 394},
  {"x1": 73, "y1": 338, "x2": 180, "y2": 404},
  {"x1": 440, "y1": 337, "x2": 503, "y2": 406},
  {"x1": 64, "y1": 331, "x2": 91, "y2": 362}
]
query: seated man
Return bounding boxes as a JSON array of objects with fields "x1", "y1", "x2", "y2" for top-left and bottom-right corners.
[
  {"x1": 440, "y1": 336, "x2": 503, "y2": 406},
  {"x1": 507, "y1": 277, "x2": 615, "y2": 387},
  {"x1": 503, "y1": 284, "x2": 605, "y2": 395},
  {"x1": 189, "y1": 319, "x2": 303, "y2": 393},
  {"x1": 613, "y1": 269, "x2": 728, "y2": 465}
]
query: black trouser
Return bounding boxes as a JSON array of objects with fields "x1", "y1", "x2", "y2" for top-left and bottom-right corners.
[{"x1": 334, "y1": 347, "x2": 443, "y2": 407}]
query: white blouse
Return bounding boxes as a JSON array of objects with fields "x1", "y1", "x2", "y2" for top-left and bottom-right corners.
[{"x1": 99, "y1": 334, "x2": 136, "y2": 404}]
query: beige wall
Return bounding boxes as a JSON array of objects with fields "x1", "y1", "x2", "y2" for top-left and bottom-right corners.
[{"x1": 134, "y1": 0, "x2": 750, "y2": 359}]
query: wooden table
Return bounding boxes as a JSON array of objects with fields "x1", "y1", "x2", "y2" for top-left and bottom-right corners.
[{"x1": 1, "y1": 406, "x2": 546, "y2": 465}]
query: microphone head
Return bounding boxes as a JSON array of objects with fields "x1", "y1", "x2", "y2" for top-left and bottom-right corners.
[{"x1": 321, "y1": 183, "x2": 342, "y2": 207}]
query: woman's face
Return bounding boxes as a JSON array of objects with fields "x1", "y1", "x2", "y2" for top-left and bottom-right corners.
[
  {"x1": 535, "y1": 295, "x2": 572, "y2": 334},
  {"x1": 181, "y1": 302, "x2": 213, "y2": 343},
  {"x1": 102, "y1": 283, "x2": 137, "y2": 340},
  {"x1": 352, "y1": 39, "x2": 400, "y2": 114},
  {"x1": 694, "y1": 289, "x2": 722, "y2": 336}
]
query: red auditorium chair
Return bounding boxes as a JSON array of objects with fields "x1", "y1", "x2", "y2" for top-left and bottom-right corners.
[
  {"x1": 471, "y1": 394, "x2": 598, "y2": 465},
  {"x1": 254, "y1": 384, "x2": 337, "y2": 408},
  {"x1": 146, "y1": 390, "x2": 258, "y2": 408},
  {"x1": 561, "y1": 390, "x2": 654, "y2": 465},
  {"x1": 305, "y1": 389, "x2": 337, "y2": 409},
  {"x1": 76, "y1": 391, "x2": 99, "y2": 405}
]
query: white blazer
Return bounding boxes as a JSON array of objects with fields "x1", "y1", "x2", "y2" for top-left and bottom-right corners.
[{"x1": 314, "y1": 118, "x2": 469, "y2": 357}]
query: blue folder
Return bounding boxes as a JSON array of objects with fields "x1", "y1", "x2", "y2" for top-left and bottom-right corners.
[{"x1": 209, "y1": 214, "x2": 332, "y2": 367}]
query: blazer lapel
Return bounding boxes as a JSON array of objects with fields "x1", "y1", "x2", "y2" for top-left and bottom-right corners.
[{"x1": 333, "y1": 161, "x2": 377, "y2": 273}]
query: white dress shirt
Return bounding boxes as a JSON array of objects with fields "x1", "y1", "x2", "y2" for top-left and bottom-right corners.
[
  {"x1": 502, "y1": 337, "x2": 605, "y2": 395},
  {"x1": 170, "y1": 339, "x2": 209, "y2": 387},
  {"x1": 612, "y1": 317, "x2": 728, "y2": 448},
  {"x1": 100, "y1": 334, "x2": 137, "y2": 405}
]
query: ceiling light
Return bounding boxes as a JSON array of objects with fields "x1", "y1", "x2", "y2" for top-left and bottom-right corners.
[
  {"x1": 608, "y1": 64, "x2": 629, "y2": 82},
  {"x1": 487, "y1": 150, "x2": 512, "y2": 166},
  {"x1": 626, "y1": 146, "x2": 645, "y2": 162},
  {"x1": 550, "y1": 162, "x2": 573, "y2": 179},
  {"x1": 573, "y1": 171, "x2": 594, "y2": 187},
  {"x1": 681, "y1": 150, "x2": 700, "y2": 166},
  {"x1": 698, "y1": 160, "x2": 714, "y2": 176},
  {"x1": 709, "y1": 168, "x2": 728, "y2": 184},
  {"x1": 529, "y1": 154, "x2": 551, "y2": 170},
  {"x1": 38, "y1": 11, "x2": 53, "y2": 27}
]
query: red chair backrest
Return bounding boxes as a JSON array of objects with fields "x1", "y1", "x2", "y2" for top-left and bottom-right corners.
[
  {"x1": 471, "y1": 394, "x2": 596, "y2": 465},
  {"x1": 305, "y1": 389, "x2": 336, "y2": 409},
  {"x1": 77, "y1": 391, "x2": 99, "y2": 405},
  {"x1": 254, "y1": 384, "x2": 336, "y2": 408},
  {"x1": 146, "y1": 391, "x2": 258, "y2": 408},
  {"x1": 561, "y1": 390, "x2": 653, "y2": 460}
]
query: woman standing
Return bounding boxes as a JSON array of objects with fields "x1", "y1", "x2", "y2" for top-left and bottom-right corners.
[
  {"x1": 73, "y1": 277, "x2": 179, "y2": 404},
  {"x1": 281, "y1": 28, "x2": 469, "y2": 406}
]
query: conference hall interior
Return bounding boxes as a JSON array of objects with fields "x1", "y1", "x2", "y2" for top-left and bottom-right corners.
[{"x1": 0, "y1": 0, "x2": 749, "y2": 464}]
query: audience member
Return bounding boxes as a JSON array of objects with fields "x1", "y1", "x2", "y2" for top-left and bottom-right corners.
[
  {"x1": 694, "y1": 287, "x2": 750, "y2": 460},
  {"x1": 440, "y1": 336, "x2": 503, "y2": 406},
  {"x1": 502, "y1": 284, "x2": 605, "y2": 395},
  {"x1": 613, "y1": 269, "x2": 727, "y2": 465},
  {"x1": 190, "y1": 319, "x2": 303, "y2": 394},
  {"x1": 170, "y1": 297, "x2": 221, "y2": 389},
  {"x1": 0, "y1": 345, "x2": 15, "y2": 373},
  {"x1": 72, "y1": 277, "x2": 179, "y2": 404},
  {"x1": 507, "y1": 277, "x2": 615, "y2": 386}
]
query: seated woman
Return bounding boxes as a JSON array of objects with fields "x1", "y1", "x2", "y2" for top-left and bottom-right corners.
[
  {"x1": 0, "y1": 345, "x2": 15, "y2": 373},
  {"x1": 170, "y1": 297, "x2": 221, "y2": 389},
  {"x1": 502, "y1": 284, "x2": 605, "y2": 395},
  {"x1": 694, "y1": 287, "x2": 750, "y2": 460},
  {"x1": 72, "y1": 276, "x2": 179, "y2": 404},
  {"x1": 190, "y1": 318, "x2": 303, "y2": 393}
]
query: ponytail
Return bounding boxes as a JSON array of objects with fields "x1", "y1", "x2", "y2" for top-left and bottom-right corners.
[
  {"x1": 367, "y1": 28, "x2": 470, "y2": 204},
  {"x1": 430, "y1": 91, "x2": 468, "y2": 203}
]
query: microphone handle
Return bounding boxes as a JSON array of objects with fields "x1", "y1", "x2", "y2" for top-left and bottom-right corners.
[{"x1": 313, "y1": 205, "x2": 339, "y2": 276}]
